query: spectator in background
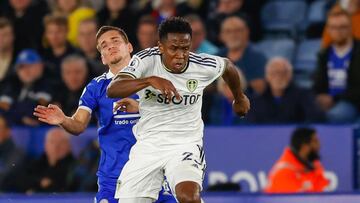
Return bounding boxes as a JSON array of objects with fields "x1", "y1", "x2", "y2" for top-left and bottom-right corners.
[
  {"x1": 50, "y1": 0, "x2": 95, "y2": 46},
  {"x1": 71, "y1": 139, "x2": 100, "y2": 192},
  {"x1": 176, "y1": 0, "x2": 209, "y2": 19},
  {"x1": 322, "y1": 0, "x2": 360, "y2": 48},
  {"x1": 218, "y1": 16, "x2": 266, "y2": 94},
  {"x1": 207, "y1": 0, "x2": 263, "y2": 44},
  {"x1": 97, "y1": 0, "x2": 137, "y2": 45},
  {"x1": 213, "y1": 68, "x2": 247, "y2": 125},
  {"x1": 77, "y1": 18, "x2": 106, "y2": 76},
  {"x1": 53, "y1": 55, "x2": 90, "y2": 116},
  {"x1": 41, "y1": 14, "x2": 79, "y2": 80},
  {"x1": 314, "y1": 9, "x2": 360, "y2": 123},
  {"x1": 185, "y1": 14, "x2": 219, "y2": 55},
  {"x1": 134, "y1": 15, "x2": 158, "y2": 53},
  {"x1": 143, "y1": 0, "x2": 178, "y2": 24},
  {"x1": 17, "y1": 128, "x2": 76, "y2": 193},
  {"x1": 0, "y1": 18, "x2": 16, "y2": 89},
  {"x1": 0, "y1": 115, "x2": 24, "y2": 190},
  {"x1": 0, "y1": 0, "x2": 49, "y2": 51},
  {"x1": 265, "y1": 128, "x2": 329, "y2": 193},
  {"x1": 247, "y1": 57, "x2": 324, "y2": 124},
  {"x1": 0, "y1": 49, "x2": 53, "y2": 126}
]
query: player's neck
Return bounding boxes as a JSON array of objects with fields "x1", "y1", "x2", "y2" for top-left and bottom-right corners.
[{"x1": 108, "y1": 59, "x2": 130, "y2": 75}]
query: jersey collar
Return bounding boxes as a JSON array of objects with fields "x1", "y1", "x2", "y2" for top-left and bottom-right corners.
[
  {"x1": 106, "y1": 71, "x2": 115, "y2": 79},
  {"x1": 161, "y1": 58, "x2": 189, "y2": 74}
]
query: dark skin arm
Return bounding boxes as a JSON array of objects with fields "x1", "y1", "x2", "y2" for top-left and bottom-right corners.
[
  {"x1": 107, "y1": 74, "x2": 180, "y2": 100},
  {"x1": 222, "y1": 58, "x2": 250, "y2": 117}
]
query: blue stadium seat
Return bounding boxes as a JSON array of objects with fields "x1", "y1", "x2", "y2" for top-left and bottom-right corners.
[
  {"x1": 261, "y1": 0, "x2": 308, "y2": 37},
  {"x1": 253, "y1": 39, "x2": 296, "y2": 61},
  {"x1": 294, "y1": 39, "x2": 321, "y2": 73},
  {"x1": 308, "y1": 0, "x2": 327, "y2": 24},
  {"x1": 293, "y1": 39, "x2": 321, "y2": 88}
]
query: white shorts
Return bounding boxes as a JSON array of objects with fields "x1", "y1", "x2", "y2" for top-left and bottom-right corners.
[{"x1": 115, "y1": 141, "x2": 206, "y2": 200}]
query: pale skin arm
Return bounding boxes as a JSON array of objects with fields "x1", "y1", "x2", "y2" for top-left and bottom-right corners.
[
  {"x1": 33, "y1": 104, "x2": 91, "y2": 135},
  {"x1": 34, "y1": 99, "x2": 140, "y2": 135},
  {"x1": 221, "y1": 58, "x2": 250, "y2": 117}
]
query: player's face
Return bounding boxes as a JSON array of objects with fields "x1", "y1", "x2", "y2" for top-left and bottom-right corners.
[
  {"x1": 159, "y1": 33, "x2": 191, "y2": 73},
  {"x1": 98, "y1": 30, "x2": 133, "y2": 66}
]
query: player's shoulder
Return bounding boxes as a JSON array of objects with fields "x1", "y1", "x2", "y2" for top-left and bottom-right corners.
[
  {"x1": 86, "y1": 72, "x2": 109, "y2": 90},
  {"x1": 189, "y1": 52, "x2": 224, "y2": 69},
  {"x1": 134, "y1": 47, "x2": 161, "y2": 60},
  {"x1": 92, "y1": 72, "x2": 114, "y2": 84}
]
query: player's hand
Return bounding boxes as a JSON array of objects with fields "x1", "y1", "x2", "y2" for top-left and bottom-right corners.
[
  {"x1": 146, "y1": 76, "x2": 181, "y2": 100},
  {"x1": 33, "y1": 104, "x2": 66, "y2": 125},
  {"x1": 113, "y1": 98, "x2": 139, "y2": 113},
  {"x1": 233, "y1": 93, "x2": 250, "y2": 117}
]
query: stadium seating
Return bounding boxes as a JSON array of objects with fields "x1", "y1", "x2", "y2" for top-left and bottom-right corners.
[
  {"x1": 293, "y1": 39, "x2": 321, "y2": 88},
  {"x1": 308, "y1": 0, "x2": 327, "y2": 24},
  {"x1": 253, "y1": 39, "x2": 296, "y2": 61},
  {"x1": 261, "y1": 0, "x2": 308, "y2": 38}
]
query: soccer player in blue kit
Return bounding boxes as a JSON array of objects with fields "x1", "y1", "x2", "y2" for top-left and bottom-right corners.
[{"x1": 33, "y1": 26, "x2": 176, "y2": 203}]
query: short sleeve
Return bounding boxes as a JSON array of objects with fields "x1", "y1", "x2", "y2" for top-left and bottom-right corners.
[
  {"x1": 212, "y1": 55, "x2": 226, "y2": 81},
  {"x1": 199, "y1": 53, "x2": 226, "y2": 84},
  {"x1": 78, "y1": 80, "x2": 98, "y2": 114},
  {"x1": 118, "y1": 48, "x2": 157, "y2": 79}
]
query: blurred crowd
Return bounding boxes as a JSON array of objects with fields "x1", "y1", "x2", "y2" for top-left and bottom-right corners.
[
  {"x1": 0, "y1": 0, "x2": 360, "y2": 193},
  {"x1": 0, "y1": 0, "x2": 360, "y2": 126}
]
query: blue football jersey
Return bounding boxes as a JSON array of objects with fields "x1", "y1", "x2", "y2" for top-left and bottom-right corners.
[{"x1": 79, "y1": 71, "x2": 139, "y2": 179}]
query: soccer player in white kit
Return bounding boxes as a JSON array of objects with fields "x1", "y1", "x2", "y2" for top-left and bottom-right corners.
[{"x1": 107, "y1": 17, "x2": 250, "y2": 203}]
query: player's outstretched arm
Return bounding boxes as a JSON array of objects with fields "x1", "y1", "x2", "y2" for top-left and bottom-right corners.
[
  {"x1": 107, "y1": 74, "x2": 180, "y2": 100},
  {"x1": 221, "y1": 58, "x2": 250, "y2": 117},
  {"x1": 33, "y1": 104, "x2": 91, "y2": 135}
]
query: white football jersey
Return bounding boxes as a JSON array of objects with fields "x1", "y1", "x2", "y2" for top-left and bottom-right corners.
[{"x1": 118, "y1": 47, "x2": 226, "y2": 146}]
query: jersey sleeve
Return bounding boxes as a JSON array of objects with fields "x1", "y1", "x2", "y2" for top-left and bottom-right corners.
[
  {"x1": 117, "y1": 48, "x2": 156, "y2": 79},
  {"x1": 78, "y1": 80, "x2": 98, "y2": 114},
  {"x1": 197, "y1": 53, "x2": 226, "y2": 84},
  {"x1": 212, "y1": 55, "x2": 226, "y2": 80}
]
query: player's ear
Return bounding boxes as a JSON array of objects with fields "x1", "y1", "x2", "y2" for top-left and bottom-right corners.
[
  {"x1": 158, "y1": 41, "x2": 164, "y2": 54},
  {"x1": 101, "y1": 54, "x2": 107, "y2": 65},
  {"x1": 127, "y1": 42, "x2": 133, "y2": 54}
]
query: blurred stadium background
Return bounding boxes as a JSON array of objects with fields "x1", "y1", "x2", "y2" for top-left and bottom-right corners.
[{"x1": 1, "y1": 0, "x2": 360, "y2": 202}]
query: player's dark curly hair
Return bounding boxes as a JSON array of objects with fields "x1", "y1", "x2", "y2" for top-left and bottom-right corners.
[{"x1": 158, "y1": 16, "x2": 192, "y2": 42}]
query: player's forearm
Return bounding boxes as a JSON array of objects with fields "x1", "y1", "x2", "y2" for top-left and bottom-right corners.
[
  {"x1": 59, "y1": 116, "x2": 86, "y2": 135},
  {"x1": 222, "y1": 59, "x2": 245, "y2": 101},
  {"x1": 107, "y1": 76, "x2": 151, "y2": 98}
]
